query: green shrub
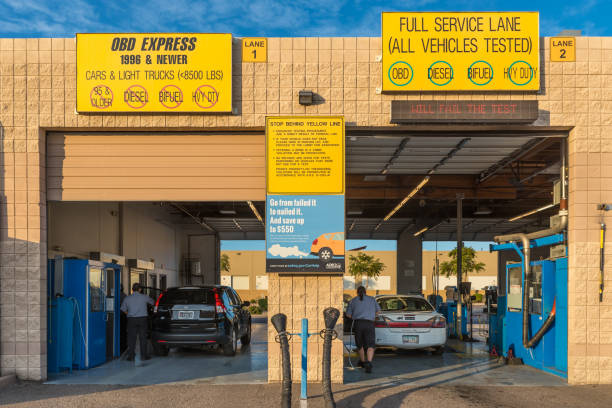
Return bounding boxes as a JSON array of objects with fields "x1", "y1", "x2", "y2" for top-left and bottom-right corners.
[
  {"x1": 258, "y1": 297, "x2": 268, "y2": 311},
  {"x1": 249, "y1": 305, "x2": 262, "y2": 315},
  {"x1": 474, "y1": 293, "x2": 483, "y2": 303}
]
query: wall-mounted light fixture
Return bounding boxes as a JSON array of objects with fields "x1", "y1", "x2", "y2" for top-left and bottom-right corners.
[{"x1": 299, "y1": 90, "x2": 314, "y2": 106}]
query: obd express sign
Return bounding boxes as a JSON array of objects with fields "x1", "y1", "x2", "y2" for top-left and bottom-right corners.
[
  {"x1": 76, "y1": 33, "x2": 232, "y2": 112},
  {"x1": 382, "y1": 12, "x2": 540, "y2": 91}
]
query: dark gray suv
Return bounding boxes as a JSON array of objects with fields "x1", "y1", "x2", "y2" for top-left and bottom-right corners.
[{"x1": 151, "y1": 286, "x2": 251, "y2": 356}]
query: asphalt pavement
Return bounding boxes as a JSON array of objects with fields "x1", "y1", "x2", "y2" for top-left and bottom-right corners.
[{"x1": 2, "y1": 381, "x2": 612, "y2": 407}]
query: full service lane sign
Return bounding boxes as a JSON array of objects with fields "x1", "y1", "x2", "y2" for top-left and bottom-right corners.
[
  {"x1": 266, "y1": 116, "x2": 345, "y2": 195},
  {"x1": 382, "y1": 12, "x2": 540, "y2": 91},
  {"x1": 77, "y1": 33, "x2": 232, "y2": 112}
]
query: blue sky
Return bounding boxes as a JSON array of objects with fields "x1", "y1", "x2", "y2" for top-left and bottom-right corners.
[{"x1": 0, "y1": 0, "x2": 609, "y2": 37}]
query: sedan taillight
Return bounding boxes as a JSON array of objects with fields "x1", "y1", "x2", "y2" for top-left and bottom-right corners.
[
  {"x1": 312, "y1": 238, "x2": 318, "y2": 245},
  {"x1": 428, "y1": 315, "x2": 446, "y2": 328}
]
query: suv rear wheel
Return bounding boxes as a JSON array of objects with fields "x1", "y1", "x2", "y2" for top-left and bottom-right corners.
[
  {"x1": 241, "y1": 320, "x2": 251, "y2": 346},
  {"x1": 223, "y1": 325, "x2": 237, "y2": 356}
]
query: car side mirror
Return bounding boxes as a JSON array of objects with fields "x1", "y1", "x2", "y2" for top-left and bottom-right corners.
[{"x1": 242, "y1": 301, "x2": 250, "y2": 307}]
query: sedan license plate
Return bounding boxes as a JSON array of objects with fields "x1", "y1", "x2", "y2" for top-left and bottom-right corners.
[
  {"x1": 178, "y1": 311, "x2": 195, "y2": 320},
  {"x1": 403, "y1": 335, "x2": 418, "y2": 344}
]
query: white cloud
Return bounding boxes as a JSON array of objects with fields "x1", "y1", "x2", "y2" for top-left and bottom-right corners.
[{"x1": 268, "y1": 244, "x2": 309, "y2": 258}]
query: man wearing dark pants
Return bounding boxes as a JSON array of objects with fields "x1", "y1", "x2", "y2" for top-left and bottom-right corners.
[
  {"x1": 346, "y1": 286, "x2": 381, "y2": 373},
  {"x1": 120, "y1": 283, "x2": 154, "y2": 362}
]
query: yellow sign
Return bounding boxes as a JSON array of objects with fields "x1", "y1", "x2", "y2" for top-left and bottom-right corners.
[
  {"x1": 76, "y1": 33, "x2": 232, "y2": 112},
  {"x1": 382, "y1": 12, "x2": 540, "y2": 91},
  {"x1": 266, "y1": 116, "x2": 345, "y2": 194},
  {"x1": 242, "y1": 37, "x2": 267, "y2": 62},
  {"x1": 550, "y1": 37, "x2": 576, "y2": 62}
]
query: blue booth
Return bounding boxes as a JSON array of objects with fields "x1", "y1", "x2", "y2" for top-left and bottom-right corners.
[
  {"x1": 491, "y1": 234, "x2": 567, "y2": 378},
  {"x1": 48, "y1": 258, "x2": 122, "y2": 371}
]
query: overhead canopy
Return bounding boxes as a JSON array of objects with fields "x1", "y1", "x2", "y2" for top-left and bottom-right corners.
[{"x1": 160, "y1": 126, "x2": 570, "y2": 241}]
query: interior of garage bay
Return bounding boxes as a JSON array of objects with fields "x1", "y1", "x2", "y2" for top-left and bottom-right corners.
[{"x1": 44, "y1": 126, "x2": 570, "y2": 385}]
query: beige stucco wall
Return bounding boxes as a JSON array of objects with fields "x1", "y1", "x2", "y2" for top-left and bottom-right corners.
[{"x1": 0, "y1": 36, "x2": 610, "y2": 384}]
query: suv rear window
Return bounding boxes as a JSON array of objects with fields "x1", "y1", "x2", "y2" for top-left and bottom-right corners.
[
  {"x1": 160, "y1": 289, "x2": 215, "y2": 305},
  {"x1": 377, "y1": 296, "x2": 433, "y2": 312}
]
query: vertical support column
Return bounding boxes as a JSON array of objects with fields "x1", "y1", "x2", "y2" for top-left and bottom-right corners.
[
  {"x1": 396, "y1": 228, "x2": 423, "y2": 294},
  {"x1": 456, "y1": 193, "x2": 464, "y2": 339}
]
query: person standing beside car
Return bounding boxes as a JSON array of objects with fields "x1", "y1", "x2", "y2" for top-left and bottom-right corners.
[
  {"x1": 120, "y1": 283, "x2": 154, "y2": 362},
  {"x1": 345, "y1": 286, "x2": 381, "y2": 373}
]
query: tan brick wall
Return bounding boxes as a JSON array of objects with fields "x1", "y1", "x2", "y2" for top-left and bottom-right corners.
[
  {"x1": 267, "y1": 274, "x2": 344, "y2": 383},
  {"x1": 0, "y1": 35, "x2": 610, "y2": 384}
]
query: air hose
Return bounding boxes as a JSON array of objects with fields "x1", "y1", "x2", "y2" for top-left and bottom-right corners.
[
  {"x1": 322, "y1": 307, "x2": 340, "y2": 408},
  {"x1": 271, "y1": 313, "x2": 291, "y2": 408},
  {"x1": 524, "y1": 299, "x2": 557, "y2": 349}
]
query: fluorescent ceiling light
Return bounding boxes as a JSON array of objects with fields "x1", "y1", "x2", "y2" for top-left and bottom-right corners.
[
  {"x1": 220, "y1": 209, "x2": 236, "y2": 215},
  {"x1": 347, "y1": 210, "x2": 362, "y2": 215},
  {"x1": 246, "y1": 201, "x2": 263, "y2": 224},
  {"x1": 508, "y1": 203, "x2": 556, "y2": 222},
  {"x1": 413, "y1": 227, "x2": 428, "y2": 237},
  {"x1": 383, "y1": 176, "x2": 430, "y2": 221}
]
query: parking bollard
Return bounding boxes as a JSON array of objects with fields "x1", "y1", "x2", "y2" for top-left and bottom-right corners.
[
  {"x1": 271, "y1": 313, "x2": 291, "y2": 408},
  {"x1": 322, "y1": 307, "x2": 340, "y2": 408}
]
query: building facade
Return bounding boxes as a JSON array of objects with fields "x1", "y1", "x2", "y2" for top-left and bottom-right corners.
[{"x1": 0, "y1": 35, "x2": 610, "y2": 385}]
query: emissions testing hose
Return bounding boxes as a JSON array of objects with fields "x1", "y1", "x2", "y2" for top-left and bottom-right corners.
[
  {"x1": 322, "y1": 307, "x2": 340, "y2": 408},
  {"x1": 271, "y1": 313, "x2": 291, "y2": 408}
]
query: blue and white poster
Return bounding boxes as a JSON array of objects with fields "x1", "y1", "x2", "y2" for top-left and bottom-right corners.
[{"x1": 266, "y1": 195, "x2": 345, "y2": 273}]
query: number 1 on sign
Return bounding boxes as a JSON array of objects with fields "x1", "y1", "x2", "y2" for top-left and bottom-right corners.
[{"x1": 252, "y1": 49, "x2": 256, "y2": 59}]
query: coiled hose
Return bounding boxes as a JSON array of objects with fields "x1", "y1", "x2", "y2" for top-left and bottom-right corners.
[
  {"x1": 271, "y1": 313, "x2": 291, "y2": 408},
  {"x1": 322, "y1": 307, "x2": 340, "y2": 408}
]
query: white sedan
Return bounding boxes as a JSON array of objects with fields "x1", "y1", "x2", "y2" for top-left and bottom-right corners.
[{"x1": 374, "y1": 295, "x2": 446, "y2": 354}]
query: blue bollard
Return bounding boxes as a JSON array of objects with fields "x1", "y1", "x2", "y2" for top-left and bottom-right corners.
[{"x1": 301, "y1": 318, "x2": 308, "y2": 401}]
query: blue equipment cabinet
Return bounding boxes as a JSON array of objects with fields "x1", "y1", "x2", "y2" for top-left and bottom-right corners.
[
  {"x1": 48, "y1": 259, "x2": 122, "y2": 371},
  {"x1": 503, "y1": 259, "x2": 567, "y2": 377}
]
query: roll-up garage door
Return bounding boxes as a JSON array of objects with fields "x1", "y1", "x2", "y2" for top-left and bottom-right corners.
[{"x1": 46, "y1": 132, "x2": 265, "y2": 201}]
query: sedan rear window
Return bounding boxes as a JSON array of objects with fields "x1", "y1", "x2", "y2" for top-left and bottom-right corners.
[
  {"x1": 160, "y1": 289, "x2": 215, "y2": 305},
  {"x1": 377, "y1": 296, "x2": 433, "y2": 312}
]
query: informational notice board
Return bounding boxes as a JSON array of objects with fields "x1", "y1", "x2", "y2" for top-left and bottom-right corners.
[
  {"x1": 265, "y1": 117, "x2": 345, "y2": 274},
  {"x1": 382, "y1": 12, "x2": 540, "y2": 91},
  {"x1": 76, "y1": 33, "x2": 232, "y2": 112}
]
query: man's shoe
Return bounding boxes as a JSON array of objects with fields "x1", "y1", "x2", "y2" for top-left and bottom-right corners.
[
  {"x1": 357, "y1": 360, "x2": 365, "y2": 368},
  {"x1": 126, "y1": 357, "x2": 134, "y2": 362},
  {"x1": 365, "y1": 362, "x2": 372, "y2": 373},
  {"x1": 142, "y1": 356, "x2": 151, "y2": 361}
]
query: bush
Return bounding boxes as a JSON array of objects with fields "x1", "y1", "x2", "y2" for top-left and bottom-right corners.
[
  {"x1": 257, "y1": 297, "x2": 268, "y2": 311},
  {"x1": 249, "y1": 305, "x2": 262, "y2": 315},
  {"x1": 474, "y1": 293, "x2": 483, "y2": 303}
]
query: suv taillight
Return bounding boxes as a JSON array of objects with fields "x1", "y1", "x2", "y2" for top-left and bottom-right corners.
[
  {"x1": 312, "y1": 238, "x2": 318, "y2": 245},
  {"x1": 428, "y1": 316, "x2": 446, "y2": 328},
  {"x1": 154, "y1": 291, "x2": 165, "y2": 313},
  {"x1": 214, "y1": 289, "x2": 226, "y2": 314}
]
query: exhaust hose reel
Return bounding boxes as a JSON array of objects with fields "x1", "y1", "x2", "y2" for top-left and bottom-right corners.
[
  {"x1": 322, "y1": 307, "x2": 340, "y2": 408},
  {"x1": 271, "y1": 313, "x2": 292, "y2": 408}
]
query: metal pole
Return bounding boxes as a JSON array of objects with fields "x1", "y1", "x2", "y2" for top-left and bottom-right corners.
[
  {"x1": 301, "y1": 318, "x2": 308, "y2": 402},
  {"x1": 456, "y1": 193, "x2": 464, "y2": 340}
]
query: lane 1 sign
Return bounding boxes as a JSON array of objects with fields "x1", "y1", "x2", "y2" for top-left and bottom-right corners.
[{"x1": 242, "y1": 37, "x2": 267, "y2": 62}]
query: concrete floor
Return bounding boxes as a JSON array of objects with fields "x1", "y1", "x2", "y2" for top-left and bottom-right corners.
[
  {"x1": 47, "y1": 316, "x2": 565, "y2": 388},
  {"x1": 344, "y1": 339, "x2": 566, "y2": 387},
  {"x1": 46, "y1": 318, "x2": 268, "y2": 385}
]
